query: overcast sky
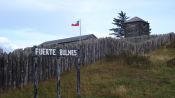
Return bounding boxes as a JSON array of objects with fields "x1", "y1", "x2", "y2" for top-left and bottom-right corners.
[{"x1": 0, "y1": 0, "x2": 175, "y2": 52}]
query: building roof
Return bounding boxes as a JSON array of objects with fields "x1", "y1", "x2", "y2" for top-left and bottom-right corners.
[
  {"x1": 124, "y1": 17, "x2": 148, "y2": 23},
  {"x1": 40, "y1": 34, "x2": 97, "y2": 46}
]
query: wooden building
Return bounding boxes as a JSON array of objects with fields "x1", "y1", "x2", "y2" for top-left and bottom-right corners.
[
  {"x1": 124, "y1": 17, "x2": 150, "y2": 37},
  {"x1": 40, "y1": 34, "x2": 97, "y2": 47}
]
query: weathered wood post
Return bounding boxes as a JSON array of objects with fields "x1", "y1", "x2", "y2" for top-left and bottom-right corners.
[
  {"x1": 32, "y1": 46, "x2": 38, "y2": 98},
  {"x1": 56, "y1": 56, "x2": 61, "y2": 98},
  {"x1": 76, "y1": 49, "x2": 81, "y2": 97},
  {"x1": 77, "y1": 57, "x2": 80, "y2": 96}
]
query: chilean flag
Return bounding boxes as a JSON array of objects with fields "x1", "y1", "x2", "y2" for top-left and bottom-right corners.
[{"x1": 71, "y1": 21, "x2": 80, "y2": 26}]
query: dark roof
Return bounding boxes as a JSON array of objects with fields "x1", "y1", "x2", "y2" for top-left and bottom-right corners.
[
  {"x1": 41, "y1": 34, "x2": 97, "y2": 46},
  {"x1": 124, "y1": 17, "x2": 148, "y2": 23}
]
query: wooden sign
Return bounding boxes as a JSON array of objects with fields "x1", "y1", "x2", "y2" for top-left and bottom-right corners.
[
  {"x1": 34, "y1": 48, "x2": 78, "y2": 57},
  {"x1": 35, "y1": 48, "x2": 57, "y2": 56},
  {"x1": 33, "y1": 46, "x2": 80, "y2": 98},
  {"x1": 59, "y1": 49, "x2": 78, "y2": 56}
]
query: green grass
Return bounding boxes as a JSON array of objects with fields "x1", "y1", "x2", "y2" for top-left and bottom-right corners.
[{"x1": 1, "y1": 46, "x2": 175, "y2": 98}]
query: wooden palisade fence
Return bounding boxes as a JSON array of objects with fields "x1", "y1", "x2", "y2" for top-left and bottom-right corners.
[{"x1": 0, "y1": 33, "x2": 175, "y2": 91}]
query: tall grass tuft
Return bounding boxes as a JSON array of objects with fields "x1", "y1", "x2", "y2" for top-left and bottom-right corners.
[
  {"x1": 125, "y1": 54, "x2": 152, "y2": 69},
  {"x1": 105, "y1": 52, "x2": 152, "y2": 69}
]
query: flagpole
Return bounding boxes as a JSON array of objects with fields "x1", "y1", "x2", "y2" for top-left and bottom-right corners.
[
  {"x1": 71, "y1": 19, "x2": 81, "y2": 97},
  {"x1": 77, "y1": 19, "x2": 81, "y2": 97},
  {"x1": 80, "y1": 19, "x2": 82, "y2": 42}
]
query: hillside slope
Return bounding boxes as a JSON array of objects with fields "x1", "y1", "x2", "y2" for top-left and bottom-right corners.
[{"x1": 0, "y1": 43, "x2": 175, "y2": 98}]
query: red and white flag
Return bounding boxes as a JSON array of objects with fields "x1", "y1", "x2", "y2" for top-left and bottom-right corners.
[{"x1": 71, "y1": 21, "x2": 80, "y2": 26}]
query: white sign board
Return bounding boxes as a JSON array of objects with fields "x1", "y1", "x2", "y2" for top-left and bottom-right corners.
[
  {"x1": 34, "y1": 48, "x2": 78, "y2": 57},
  {"x1": 35, "y1": 48, "x2": 57, "y2": 56},
  {"x1": 59, "y1": 49, "x2": 78, "y2": 56}
]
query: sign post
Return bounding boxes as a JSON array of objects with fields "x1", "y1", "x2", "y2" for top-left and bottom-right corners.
[
  {"x1": 32, "y1": 46, "x2": 38, "y2": 98},
  {"x1": 32, "y1": 47, "x2": 79, "y2": 98},
  {"x1": 56, "y1": 57, "x2": 61, "y2": 98},
  {"x1": 59, "y1": 48, "x2": 80, "y2": 97}
]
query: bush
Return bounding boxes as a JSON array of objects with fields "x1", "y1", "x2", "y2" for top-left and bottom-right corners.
[
  {"x1": 167, "y1": 58, "x2": 175, "y2": 68},
  {"x1": 125, "y1": 54, "x2": 152, "y2": 69},
  {"x1": 105, "y1": 52, "x2": 152, "y2": 69},
  {"x1": 105, "y1": 55, "x2": 118, "y2": 62},
  {"x1": 105, "y1": 51, "x2": 131, "y2": 62}
]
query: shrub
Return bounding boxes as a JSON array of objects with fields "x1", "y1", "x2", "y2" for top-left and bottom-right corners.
[
  {"x1": 105, "y1": 55, "x2": 118, "y2": 62},
  {"x1": 105, "y1": 52, "x2": 152, "y2": 69},
  {"x1": 125, "y1": 54, "x2": 152, "y2": 69},
  {"x1": 105, "y1": 51, "x2": 130, "y2": 61}
]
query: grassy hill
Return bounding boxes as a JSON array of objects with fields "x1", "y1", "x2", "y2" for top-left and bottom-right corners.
[{"x1": 1, "y1": 42, "x2": 175, "y2": 98}]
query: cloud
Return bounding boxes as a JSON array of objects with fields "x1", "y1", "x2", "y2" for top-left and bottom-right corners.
[
  {"x1": 0, "y1": 28, "x2": 68, "y2": 51},
  {"x1": 0, "y1": 0, "x2": 111, "y2": 13},
  {"x1": 0, "y1": 0, "x2": 56, "y2": 11},
  {"x1": 0, "y1": 36, "x2": 18, "y2": 52},
  {"x1": 0, "y1": 0, "x2": 174, "y2": 46},
  {"x1": 1, "y1": 0, "x2": 174, "y2": 13},
  {"x1": 0, "y1": 28, "x2": 110, "y2": 53}
]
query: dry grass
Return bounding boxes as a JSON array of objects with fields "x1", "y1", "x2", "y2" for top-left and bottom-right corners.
[{"x1": 149, "y1": 47, "x2": 175, "y2": 62}]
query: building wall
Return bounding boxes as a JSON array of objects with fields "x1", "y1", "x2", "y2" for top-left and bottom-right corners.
[
  {"x1": 124, "y1": 22, "x2": 149, "y2": 37},
  {"x1": 139, "y1": 22, "x2": 150, "y2": 35}
]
